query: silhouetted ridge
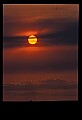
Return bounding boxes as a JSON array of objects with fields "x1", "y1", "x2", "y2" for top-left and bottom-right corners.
[{"x1": 4, "y1": 79, "x2": 77, "y2": 91}]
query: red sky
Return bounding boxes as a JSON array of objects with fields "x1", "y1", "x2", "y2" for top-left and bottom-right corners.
[
  {"x1": 3, "y1": 4, "x2": 78, "y2": 101},
  {"x1": 3, "y1": 4, "x2": 79, "y2": 37},
  {"x1": 3, "y1": 4, "x2": 78, "y2": 83}
]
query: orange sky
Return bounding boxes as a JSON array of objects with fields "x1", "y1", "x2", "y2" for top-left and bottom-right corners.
[
  {"x1": 3, "y1": 45, "x2": 78, "y2": 84},
  {"x1": 3, "y1": 4, "x2": 78, "y2": 84},
  {"x1": 3, "y1": 5, "x2": 78, "y2": 101},
  {"x1": 3, "y1": 4, "x2": 79, "y2": 36}
]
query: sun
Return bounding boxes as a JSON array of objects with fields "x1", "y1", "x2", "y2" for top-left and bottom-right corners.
[{"x1": 28, "y1": 35, "x2": 37, "y2": 45}]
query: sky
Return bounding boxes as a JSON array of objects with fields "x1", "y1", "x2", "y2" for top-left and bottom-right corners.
[
  {"x1": 3, "y1": 4, "x2": 79, "y2": 37},
  {"x1": 3, "y1": 4, "x2": 79, "y2": 101}
]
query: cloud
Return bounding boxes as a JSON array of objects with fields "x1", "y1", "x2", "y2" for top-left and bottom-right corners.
[
  {"x1": 4, "y1": 79, "x2": 77, "y2": 91},
  {"x1": 3, "y1": 18, "x2": 78, "y2": 49},
  {"x1": 3, "y1": 17, "x2": 78, "y2": 74},
  {"x1": 37, "y1": 19, "x2": 78, "y2": 45},
  {"x1": 4, "y1": 79, "x2": 78, "y2": 101},
  {"x1": 3, "y1": 4, "x2": 79, "y2": 37},
  {"x1": 4, "y1": 51, "x2": 77, "y2": 74},
  {"x1": 3, "y1": 36, "x2": 27, "y2": 48}
]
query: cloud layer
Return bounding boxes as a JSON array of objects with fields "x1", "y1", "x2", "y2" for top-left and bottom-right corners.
[
  {"x1": 3, "y1": 18, "x2": 78, "y2": 48},
  {"x1": 3, "y1": 4, "x2": 79, "y2": 41},
  {"x1": 3, "y1": 79, "x2": 78, "y2": 101},
  {"x1": 4, "y1": 79, "x2": 78, "y2": 91}
]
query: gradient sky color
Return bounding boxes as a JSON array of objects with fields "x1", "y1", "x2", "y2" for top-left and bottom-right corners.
[{"x1": 3, "y1": 4, "x2": 79, "y2": 101}]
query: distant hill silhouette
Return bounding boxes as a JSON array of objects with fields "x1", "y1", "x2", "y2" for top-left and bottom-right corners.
[{"x1": 4, "y1": 79, "x2": 77, "y2": 91}]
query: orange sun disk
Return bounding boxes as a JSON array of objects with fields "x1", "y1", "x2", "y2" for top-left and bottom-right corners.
[{"x1": 28, "y1": 35, "x2": 37, "y2": 45}]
